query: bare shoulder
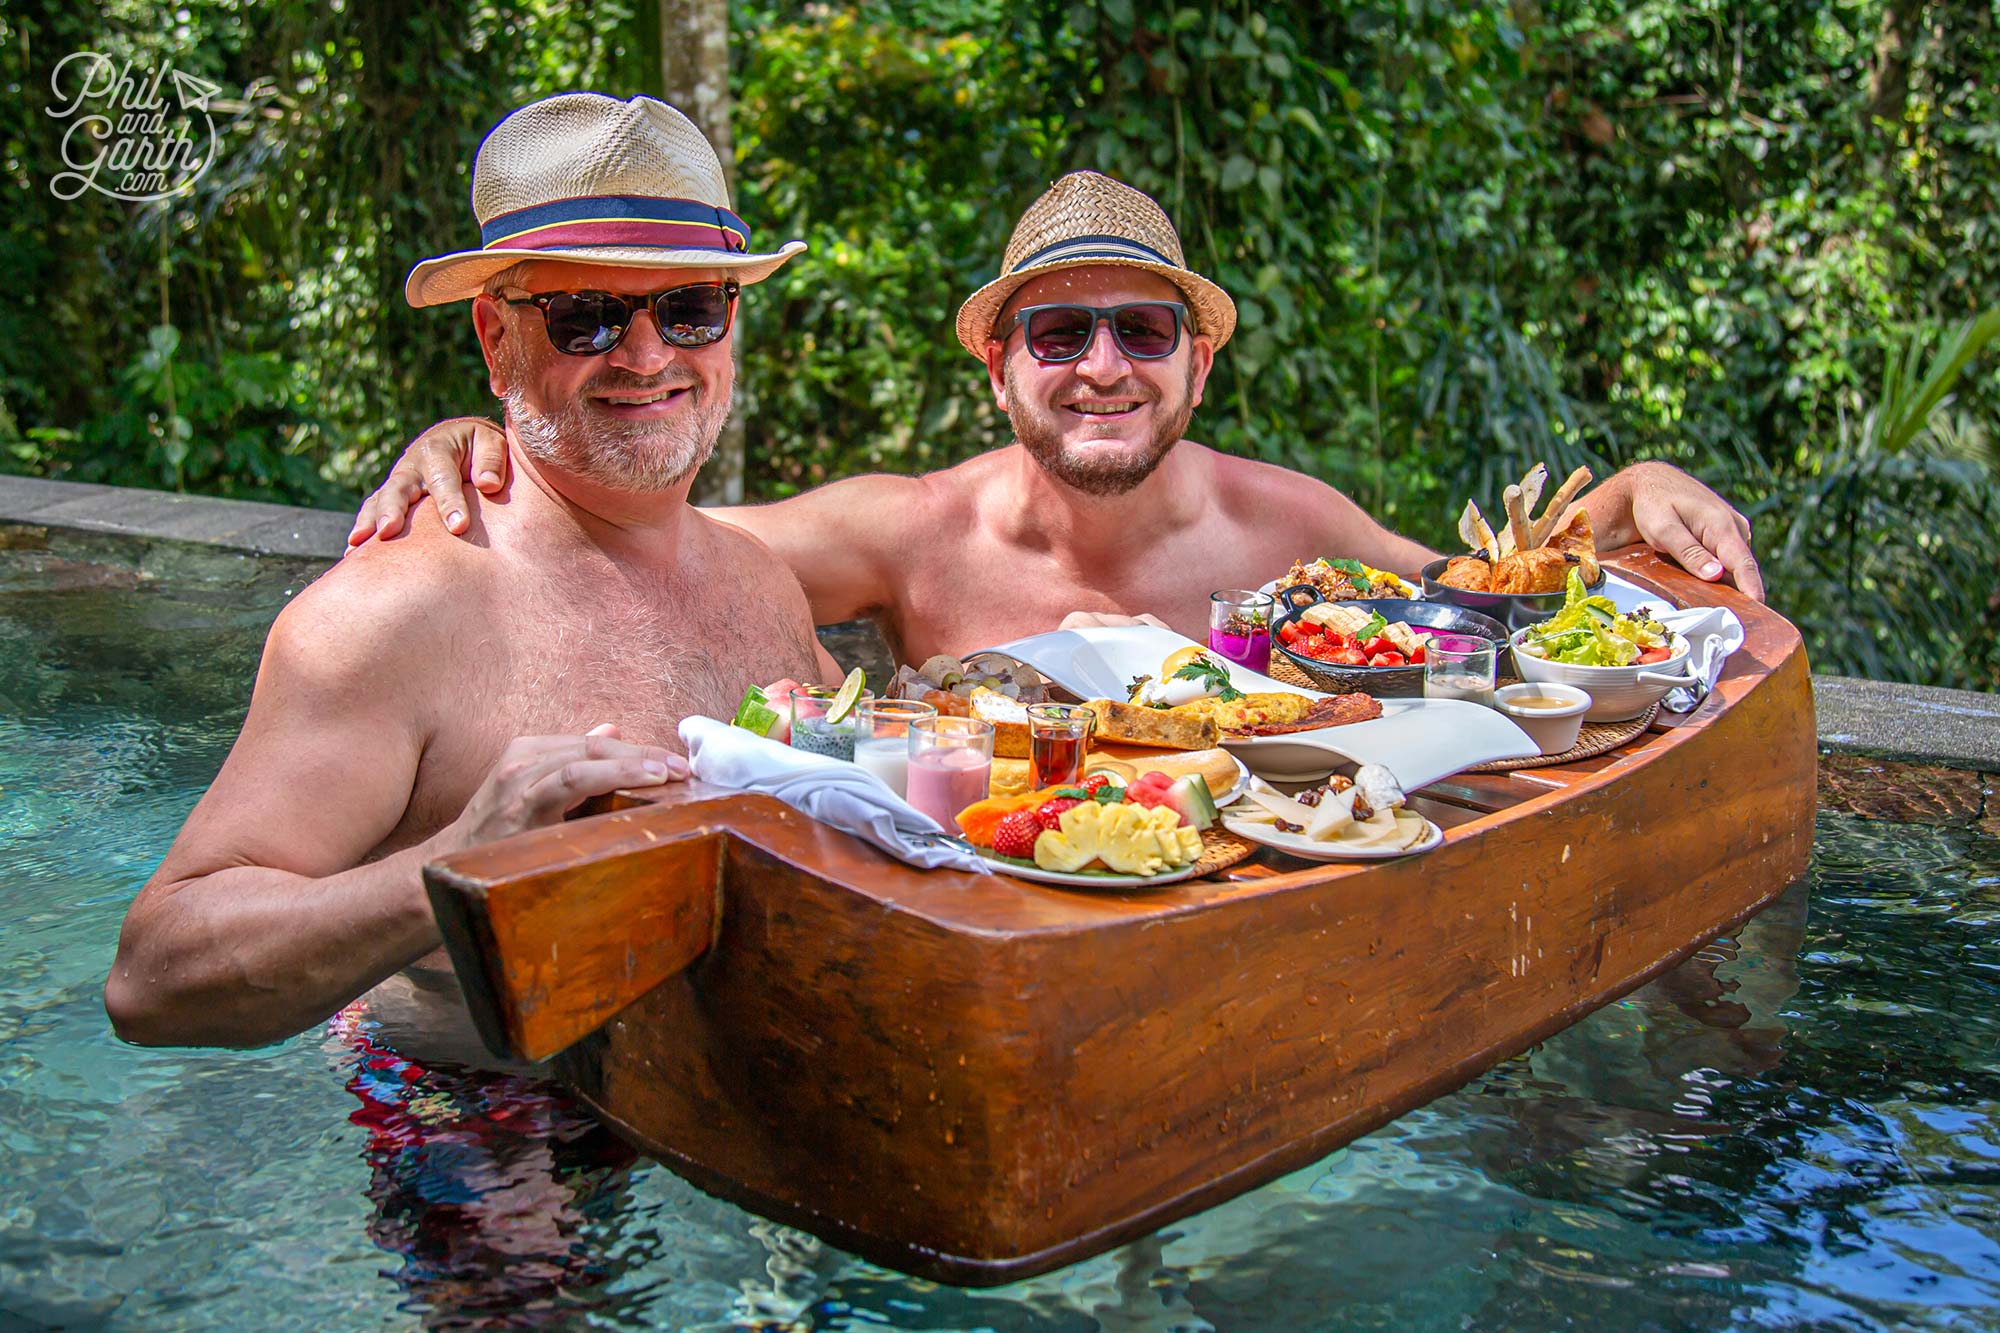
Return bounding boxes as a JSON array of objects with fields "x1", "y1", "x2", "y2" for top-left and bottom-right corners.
[{"x1": 272, "y1": 521, "x2": 487, "y2": 705}]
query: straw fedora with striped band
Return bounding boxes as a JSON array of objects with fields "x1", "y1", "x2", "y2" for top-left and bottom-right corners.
[
  {"x1": 404, "y1": 93, "x2": 805, "y2": 308},
  {"x1": 954, "y1": 171, "x2": 1236, "y2": 360}
]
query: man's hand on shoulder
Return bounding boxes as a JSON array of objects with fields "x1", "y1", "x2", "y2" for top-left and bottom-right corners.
[{"x1": 348, "y1": 416, "x2": 509, "y2": 548}]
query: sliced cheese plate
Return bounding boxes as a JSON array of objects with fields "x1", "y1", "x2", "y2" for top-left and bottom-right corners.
[{"x1": 980, "y1": 625, "x2": 1537, "y2": 786}]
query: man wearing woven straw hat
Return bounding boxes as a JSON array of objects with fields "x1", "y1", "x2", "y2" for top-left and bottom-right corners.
[
  {"x1": 109, "y1": 94, "x2": 834, "y2": 1054},
  {"x1": 354, "y1": 171, "x2": 1763, "y2": 663}
]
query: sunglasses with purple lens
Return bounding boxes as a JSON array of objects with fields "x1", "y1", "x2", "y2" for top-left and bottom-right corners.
[{"x1": 1009, "y1": 301, "x2": 1186, "y2": 363}]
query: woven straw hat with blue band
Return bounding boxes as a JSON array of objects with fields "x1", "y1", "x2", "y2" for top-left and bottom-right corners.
[
  {"x1": 954, "y1": 171, "x2": 1237, "y2": 359},
  {"x1": 404, "y1": 93, "x2": 805, "y2": 308}
]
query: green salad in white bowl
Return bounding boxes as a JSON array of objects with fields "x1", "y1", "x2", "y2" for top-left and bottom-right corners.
[{"x1": 1510, "y1": 572, "x2": 1697, "y2": 721}]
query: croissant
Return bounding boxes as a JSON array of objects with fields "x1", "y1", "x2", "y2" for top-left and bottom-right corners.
[
  {"x1": 1544, "y1": 507, "x2": 1600, "y2": 586},
  {"x1": 1438, "y1": 555, "x2": 1494, "y2": 592},
  {"x1": 1490, "y1": 546, "x2": 1572, "y2": 595}
]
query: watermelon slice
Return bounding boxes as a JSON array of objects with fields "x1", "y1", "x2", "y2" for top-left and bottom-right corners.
[{"x1": 1160, "y1": 775, "x2": 1218, "y2": 831}]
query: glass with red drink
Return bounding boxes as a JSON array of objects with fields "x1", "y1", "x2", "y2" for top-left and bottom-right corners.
[{"x1": 1026, "y1": 703, "x2": 1096, "y2": 790}]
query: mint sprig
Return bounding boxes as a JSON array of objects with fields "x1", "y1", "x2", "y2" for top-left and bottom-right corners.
[{"x1": 1171, "y1": 657, "x2": 1245, "y2": 702}]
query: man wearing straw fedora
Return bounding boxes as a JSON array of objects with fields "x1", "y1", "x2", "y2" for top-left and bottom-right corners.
[
  {"x1": 109, "y1": 94, "x2": 834, "y2": 1053},
  {"x1": 357, "y1": 170, "x2": 1762, "y2": 663}
]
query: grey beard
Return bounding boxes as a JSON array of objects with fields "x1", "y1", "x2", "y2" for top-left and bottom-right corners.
[
  {"x1": 1006, "y1": 362, "x2": 1197, "y2": 497},
  {"x1": 502, "y1": 382, "x2": 725, "y2": 493}
]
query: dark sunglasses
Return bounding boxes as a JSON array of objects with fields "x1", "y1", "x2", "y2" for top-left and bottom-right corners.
[
  {"x1": 1009, "y1": 301, "x2": 1186, "y2": 363},
  {"x1": 502, "y1": 280, "x2": 740, "y2": 356}
]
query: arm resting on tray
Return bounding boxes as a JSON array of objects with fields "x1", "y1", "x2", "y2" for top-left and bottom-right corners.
[{"x1": 105, "y1": 574, "x2": 685, "y2": 1049}]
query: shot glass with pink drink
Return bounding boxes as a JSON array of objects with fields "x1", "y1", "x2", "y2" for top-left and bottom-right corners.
[
  {"x1": 1208, "y1": 590, "x2": 1274, "y2": 674},
  {"x1": 905, "y1": 716, "x2": 995, "y2": 829}
]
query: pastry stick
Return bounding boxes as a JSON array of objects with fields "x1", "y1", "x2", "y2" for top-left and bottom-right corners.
[
  {"x1": 1529, "y1": 466, "x2": 1592, "y2": 548},
  {"x1": 1502, "y1": 484, "x2": 1533, "y2": 556}
]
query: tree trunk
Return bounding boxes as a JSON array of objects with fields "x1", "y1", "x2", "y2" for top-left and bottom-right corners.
[
  {"x1": 1866, "y1": 0, "x2": 1924, "y2": 138},
  {"x1": 656, "y1": 0, "x2": 744, "y2": 507}
]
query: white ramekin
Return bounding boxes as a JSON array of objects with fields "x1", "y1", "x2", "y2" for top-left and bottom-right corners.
[{"x1": 1493, "y1": 682, "x2": 1593, "y2": 754}]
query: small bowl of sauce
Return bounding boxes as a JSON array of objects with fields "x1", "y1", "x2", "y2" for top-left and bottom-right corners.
[{"x1": 1494, "y1": 682, "x2": 1592, "y2": 756}]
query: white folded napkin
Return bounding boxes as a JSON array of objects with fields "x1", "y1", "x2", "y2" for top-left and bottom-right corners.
[
  {"x1": 678, "y1": 715, "x2": 987, "y2": 873},
  {"x1": 1647, "y1": 604, "x2": 1747, "y2": 701}
]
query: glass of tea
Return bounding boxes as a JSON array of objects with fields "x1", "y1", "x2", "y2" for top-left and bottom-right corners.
[
  {"x1": 1026, "y1": 703, "x2": 1096, "y2": 790},
  {"x1": 1208, "y1": 590, "x2": 1274, "y2": 674},
  {"x1": 1423, "y1": 634, "x2": 1498, "y2": 707},
  {"x1": 905, "y1": 716, "x2": 995, "y2": 828}
]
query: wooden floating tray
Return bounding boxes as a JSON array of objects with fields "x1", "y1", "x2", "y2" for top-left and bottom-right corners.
[{"x1": 424, "y1": 548, "x2": 1816, "y2": 1287}]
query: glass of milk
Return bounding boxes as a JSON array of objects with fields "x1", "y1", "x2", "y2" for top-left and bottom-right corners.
[
  {"x1": 1423, "y1": 633, "x2": 1498, "y2": 706},
  {"x1": 853, "y1": 698, "x2": 937, "y2": 798}
]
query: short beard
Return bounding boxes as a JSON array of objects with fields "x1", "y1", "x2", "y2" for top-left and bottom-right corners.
[
  {"x1": 1005, "y1": 360, "x2": 1197, "y2": 497},
  {"x1": 497, "y1": 341, "x2": 728, "y2": 493}
]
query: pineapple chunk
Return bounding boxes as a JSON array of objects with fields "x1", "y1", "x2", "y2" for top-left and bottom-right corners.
[
  {"x1": 1032, "y1": 801, "x2": 1205, "y2": 876},
  {"x1": 1032, "y1": 823, "x2": 1097, "y2": 873}
]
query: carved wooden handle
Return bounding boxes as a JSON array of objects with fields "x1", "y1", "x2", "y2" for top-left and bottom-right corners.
[{"x1": 425, "y1": 793, "x2": 743, "y2": 1062}]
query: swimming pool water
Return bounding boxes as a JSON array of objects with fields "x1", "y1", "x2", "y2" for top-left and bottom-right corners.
[{"x1": 3, "y1": 540, "x2": 1997, "y2": 1330}]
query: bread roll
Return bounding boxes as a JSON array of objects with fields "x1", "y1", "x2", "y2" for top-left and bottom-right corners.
[{"x1": 987, "y1": 757, "x2": 1035, "y2": 798}]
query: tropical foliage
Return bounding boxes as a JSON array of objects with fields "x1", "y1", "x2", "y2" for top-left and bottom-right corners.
[{"x1": 1, "y1": 0, "x2": 1994, "y2": 686}]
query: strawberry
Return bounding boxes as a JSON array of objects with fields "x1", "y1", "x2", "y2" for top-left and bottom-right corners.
[
  {"x1": 1035, "y1": 797, "x2": 1085, "y2": 830},
  {"x1": 991, "y1": 809, "x2": 1043, "y2": 860},
  {"x1": 1079, "y1": 774, "x2": 1112, "y2": 795}
]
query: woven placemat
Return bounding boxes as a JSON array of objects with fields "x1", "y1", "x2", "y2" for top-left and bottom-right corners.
[{"x1": 1260, "y1": 655, "x2": 1655, "y2": 771}]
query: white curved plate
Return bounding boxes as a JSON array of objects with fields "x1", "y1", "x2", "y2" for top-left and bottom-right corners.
[
  {"x1": 1221, "y1": 813, "x2": 1444, "y2": 862},
  {"x1": 977, "y1": 854, "x2": 1210, "y2": 889}
]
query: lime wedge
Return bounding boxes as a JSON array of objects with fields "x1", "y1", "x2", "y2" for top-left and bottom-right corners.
[{"x1": 824, "y1": 667, "x2": 867, "y2": 725}]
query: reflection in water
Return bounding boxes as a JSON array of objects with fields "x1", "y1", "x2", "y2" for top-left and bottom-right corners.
[{"x1": 328, "y1": 1005, "x2": 639, "y2": 1329}]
